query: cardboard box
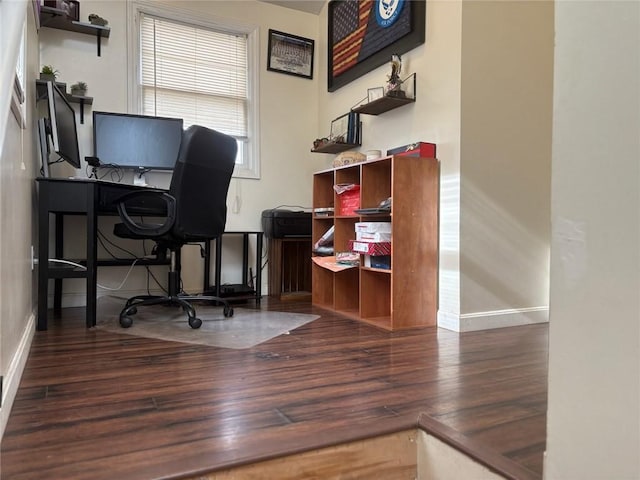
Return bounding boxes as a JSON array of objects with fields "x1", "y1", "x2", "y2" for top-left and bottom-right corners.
[
  {"x1": 356, "y1": 231, "x2": 392, "y2": 242},
  {"x1": 364, "y1": 255, "x2": 391, "y2": 269},
  {"x1": 387, "y1": 142, "x2": 436, "y2": 158},
  {"x1": 355, "y1": 222, "x2": 392, "y2": 233},
  {"x1": 349, "y1": 240, "x2": 391, "y2": 256}
]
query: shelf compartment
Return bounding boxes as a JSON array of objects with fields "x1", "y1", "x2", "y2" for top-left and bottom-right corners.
[
  {"x1": 334, "y1": 268, "x2": 359, "y2": 311},
  {"x1": 360, "y1": 269, "x2": 391, "y2": 323},
  {"x1": 312, "y1": 263, "x2": 334, "y2": 307}
]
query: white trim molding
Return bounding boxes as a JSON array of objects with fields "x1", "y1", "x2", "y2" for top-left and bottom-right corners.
[
  {"x1": 0, "y1": 311, "x2": 35, "y2": 440},
  {"x1": 438, "y1": 306, "x2": 549, "y2": 332}
]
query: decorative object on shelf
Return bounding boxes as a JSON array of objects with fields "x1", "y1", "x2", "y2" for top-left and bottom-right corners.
[
  {"x1": 327, "y1": 0, "x2": 426, "y2": 92},
  {"x1": 70, "y1": 81, "x2": 87, "y2": 96},
  {"x1": 386, "y1": 141, "x2": 436, "y2": 158},
  {"x1": 333, "y1": 150, "x2": 366, "y2": 167},
  {"x1": 367, "y1": 87, "x2": 384, "y2": 103},
  {"x1": 44, "y1": 0, "x2": 78, "y2": 20},
  {"x1": 267, "y1": 29, "x2": 314, "y2": 79},
  {"x1": 352, "y1": 72, "x2": 416, "y2": 115},
  {"x1": 312, "y1": 111, "x2": 362, "y2": 153},
  {"x1": 66, "y1": 0, "x2": 79, "y2": 21},
  {"x1": 88, "y1": 13, "x2": 108, "y2": 26},
  {"x1": 385, "y1": 53, "x2": 405, "y2": 97},
  {"x1": 32, "y1": 0, "x2": 41, "y2": 30},
  {"x1": 39, "y1": 65, "x2": 59, "y2": 82},
  {"x1": 330, "y1": 112, "x2": 349, "y2": 144}
]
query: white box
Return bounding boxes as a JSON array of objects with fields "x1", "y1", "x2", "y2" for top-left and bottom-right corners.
[
  {"x1": 354, "y1": 222, "x2": 392, "y2": 233},
  {"x1": 356, "y1": 231, "x2": 392, "y2": 242}
]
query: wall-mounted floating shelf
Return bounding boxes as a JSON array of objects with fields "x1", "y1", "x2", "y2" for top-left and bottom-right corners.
[
  {"x1": 311, "y1": 142, "x2": 360, "y2": 154},
  {"x1": 35, "y1": 80, "x2": 93, "y2": 124},
  {"x1": 39, "y1": 6, "x2": 111, "y2": 57},
  {"x1": 352, "y1": 73, "x2": 416, "y2": 116}
]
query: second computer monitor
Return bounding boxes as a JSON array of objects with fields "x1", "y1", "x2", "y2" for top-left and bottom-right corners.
[{"x1": 93, "y1": 111, "x2": 183, "y2": 171}]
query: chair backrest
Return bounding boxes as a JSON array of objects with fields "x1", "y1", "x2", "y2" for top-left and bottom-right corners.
[{"x1": 169, "y1": 125, "x2": 237, "y2": 242}]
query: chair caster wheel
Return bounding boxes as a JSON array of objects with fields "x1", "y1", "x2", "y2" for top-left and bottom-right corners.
[
  {"x1": 119, "y1": 316, "x2": 133, "y2": 328},
  {"x1": 189, "y1": 317, "x2": 202, "y2": 329},
  {"x1": 223, "y1": 306, "x2": 234, "y2": 317}
]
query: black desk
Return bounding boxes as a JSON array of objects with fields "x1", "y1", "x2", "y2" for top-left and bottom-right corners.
[{"x1": 37, "y1": 177, "x2": 168, "y2": 331}]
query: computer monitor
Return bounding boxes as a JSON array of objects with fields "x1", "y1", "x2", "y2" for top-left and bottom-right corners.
[
  {"x1": 46, "y1": 81, "x2": 81, "y2": 169},
  {"x1": 92, "y1": 111, "x2": 183, "y2": 172}
]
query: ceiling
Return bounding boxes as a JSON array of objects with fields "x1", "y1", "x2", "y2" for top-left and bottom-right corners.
[{"x1": 259, "y1": 0, "x2": 326, "y2": 15}]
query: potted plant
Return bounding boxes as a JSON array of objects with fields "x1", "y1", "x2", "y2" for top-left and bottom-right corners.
[
  {"x1": 40, "y1": 65, "x2": 59, "y2": 82},
  {"x1": 70, "y1": 81, "x2": 87, "y2": 96}
]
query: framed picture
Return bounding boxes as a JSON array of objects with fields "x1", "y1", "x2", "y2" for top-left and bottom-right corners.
[
  {"x1": 66, "y1": 0, "x2": 79, "y2": 21},
  {"x1": 328, "y1": 0, "x2": 426, "y2": 92},
  {"x1": 330, "y1": 113, "x2": 349, "y2": 143},
  {"x1": 267, "y1": 29, "x2": 315, "y2": 79},
  {"x1": 367, "y1": 87, "x2": 384, "y2": 103},
  {"x1": 32, "y1": 0, "x2": 40, "y2": 30}
]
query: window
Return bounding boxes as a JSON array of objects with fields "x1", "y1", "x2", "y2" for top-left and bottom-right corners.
[{"x1": 129, "y1": 3, "x2": 260, "y2": 178}]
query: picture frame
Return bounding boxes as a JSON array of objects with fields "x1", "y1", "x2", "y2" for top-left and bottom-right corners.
[
  {"x1": 330, "y1": 113, "x2": 349, "y2": 143},
  {"x1": 32, "y1": 0, "x2": 40, "y2": 30},
  {"x1": 267, "y1": 29, "x2": 315, "y2": 79},
  {"x1": 328, "y1": 0, "x2": 426, "y2": 92},
  {"x1": 367, "y1": 87, "x2": 384, "y2": 103},
  {"x1": 66, "y1": 0, "x2": 79, "y2": 21}
]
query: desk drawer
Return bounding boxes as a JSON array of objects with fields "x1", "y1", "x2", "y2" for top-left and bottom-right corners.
[
  {"x1": 46, "y1": 181, "x2": 89, "y2": 212},
  {"x1": 99, "y1": 184, "x2": 169, "y2": 216}
]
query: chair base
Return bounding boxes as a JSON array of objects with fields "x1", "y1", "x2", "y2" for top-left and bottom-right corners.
[{"x1": 119, "y1": 294, "x2": 234, "y2": 329}]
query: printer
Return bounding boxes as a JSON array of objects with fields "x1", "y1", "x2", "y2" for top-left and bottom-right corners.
[{"x1": 261, "y1": 209, "x2": 312, "y2": 239}]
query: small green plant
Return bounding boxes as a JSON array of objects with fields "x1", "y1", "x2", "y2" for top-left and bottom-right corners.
[
  {"x1": 70, "y1": 81, "x2": 87, "y2": 92},
  {"x1": 40, "y1": 65, "x2": 59, "y2": 78}
]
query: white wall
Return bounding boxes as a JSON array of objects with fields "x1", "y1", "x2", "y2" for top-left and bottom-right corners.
[
  {"x1": 38, "y1": 0, "x2": 322, "y2": 300},
  {"x1": 458, "y1": 1, "x2": 553, "y2": 329},
  {"x1": 545, "y1": 1, "x2": 640, "y2": 478},
  {"x1": 0, "y1": 0, "x2": 40, "y2": 438}
]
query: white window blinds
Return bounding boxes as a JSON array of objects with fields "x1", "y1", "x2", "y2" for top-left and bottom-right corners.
[{"x1": 140, "y1": 14, "x2": 248, "y2": 139}]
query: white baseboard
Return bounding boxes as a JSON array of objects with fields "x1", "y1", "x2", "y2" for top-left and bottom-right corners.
[
  {"x1": 438, "y1": 306, "x2": 549, "y2": 332},
  {"x1": 0, "y1": 310, "x2": 35, "y2": 440}
]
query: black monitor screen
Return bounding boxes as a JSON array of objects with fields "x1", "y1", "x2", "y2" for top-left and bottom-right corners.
[
  {"x1": 93, "y1": 112, "x2": 183, "y2": 171},
  {"x1": 47, "y1": 82, "x2": 81, "y2": 169}
]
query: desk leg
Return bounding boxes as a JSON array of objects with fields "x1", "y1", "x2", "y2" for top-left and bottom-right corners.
[
  {"x1": 85, "y1": 191, "x2": 98, "y2": 328},
  {"x1": 203, "y1": 241, "x2": 211, "y2": 293},
  {"x1": 255, "y1": 233, "x2": 263, "y2": 304},
  {"x1": 242, "y1": 234, "x2": 249, "y2": 286},
  {"x1": 53, "y1": 214, "x2": 63, "y2": 313},
  {"x1": 37, "y1": 185, "x2": 50, "y2": 331},
  {"x1": 214, "y1": 237, "x2": 222, "y2": 298}
]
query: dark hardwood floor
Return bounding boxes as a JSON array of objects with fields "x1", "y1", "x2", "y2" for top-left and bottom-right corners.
[{"x1": 1, "y1": 298, "x2": 548, "y2": 479}]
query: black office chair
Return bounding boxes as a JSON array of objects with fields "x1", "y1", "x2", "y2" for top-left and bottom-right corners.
[{"x1": 113, "y1": 125, "x2": 237, "y2": 329}]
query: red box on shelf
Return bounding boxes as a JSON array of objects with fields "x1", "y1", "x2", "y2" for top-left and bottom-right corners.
[
  {"x1": 387, "y1": 142, "x2": 436, "y2": 158},
  {"x1": 349, "y1": 240, "x2": 391, "y2": 256},
  {"x1": 337, "y1": 185, "x2": 360, "y2": 216}
]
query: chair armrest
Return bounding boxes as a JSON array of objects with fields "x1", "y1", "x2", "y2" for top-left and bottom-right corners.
[{"x1": 115, "y1": 190, "x2": 177, "y2": 237}]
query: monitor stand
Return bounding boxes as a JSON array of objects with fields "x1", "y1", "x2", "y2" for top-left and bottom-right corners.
[{"x1": 133, "y1": 170, "x2": 148, "y2": 187}]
